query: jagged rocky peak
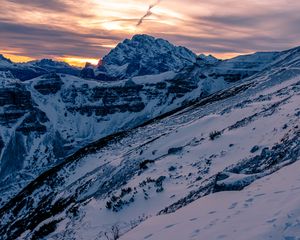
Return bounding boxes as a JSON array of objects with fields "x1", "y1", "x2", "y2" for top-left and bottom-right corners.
[
  {"x1": 197, "y1": 54, "x2": 220, "y2": 65},
  {"x1": 96, "y1": 34, "x2": 197, "y2": 80},
  {"x1": 80, "y1": 62, "x2": 96, "y2": 79}
]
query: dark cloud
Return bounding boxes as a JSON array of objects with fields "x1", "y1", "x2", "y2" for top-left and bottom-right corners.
[
  {"x1": 7, "y1": 0, "x2": 69, "y2": 12},
  {"x1": 155, "y1": 31, "x2": 298, "y2": 56},
  {"x1": 0, "y1": 21, "x2": 123, "y2": 58},
  {"x1": 160, "y1": 9, "x2": 300, "y2": 55}
]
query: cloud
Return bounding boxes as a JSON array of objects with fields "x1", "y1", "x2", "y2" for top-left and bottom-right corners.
[
  {"x1": 0, "y1": 0, "x2": 300, "y2": 61},
  {"x1": 137, "y1": 0, "x2": 162, "y2": 26},
  {"x1": 0, "y1": 21, "x2": 123, "y2": 58},
  {"x1": 7, "y1": 0, "x2": 70, "y2": 12}
]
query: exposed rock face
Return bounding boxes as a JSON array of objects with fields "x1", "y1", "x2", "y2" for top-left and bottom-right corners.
[
  {"x1": 0, "y1": 80, "x2": 33, "y2": 125},
  {"x1": 33, "y1": 73, "x2": 64, "y2": 95},
  {"x1": 80, "y1": 66, "x2": 95, "y2": 79}
]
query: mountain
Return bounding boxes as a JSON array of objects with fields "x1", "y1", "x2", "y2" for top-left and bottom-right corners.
[
  {"x1": 94, "y1": 34, "x2": 197, "y2": 80},
  {"x1": 0, "y1": 35, "x2": 300, "y2": 239},
  {"x1": 0, "y1": 35, "x2": 285, "y2": 208},
  {"x1": 0, "y1": 55, "x2": 80, "y2": 81},
  {"x1": 0, "y1": 35, "x2": 299, "y2": 239}
]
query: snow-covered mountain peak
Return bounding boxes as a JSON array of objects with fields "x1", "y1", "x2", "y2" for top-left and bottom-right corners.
[
  {"x1": 109, "y1": 34, "x2": 197, "y2": 65},
  {"x1": 96, "y1": 34, "x2": 197, "y2": 80}
]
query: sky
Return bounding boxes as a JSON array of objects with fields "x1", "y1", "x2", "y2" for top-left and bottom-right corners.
[{"x1": 0, "y1": 0, "x2": 300, "y2": 66}]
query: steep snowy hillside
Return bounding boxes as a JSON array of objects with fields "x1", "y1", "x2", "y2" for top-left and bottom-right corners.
[
  {"x1": 0, "y1": 43, "x2": 299, "y2": 240},
  {"x1": 0, "y1": 55, "x2": 79, "y2": 81},
  {"x1": 0, "y1": 64, "x2": 229, "y2": 208}
]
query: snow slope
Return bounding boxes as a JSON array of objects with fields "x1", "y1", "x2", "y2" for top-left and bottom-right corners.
[
  {"x1": 0, "y1": 43, "x2": 299, "y2": 239},
  {"x1": 122, "y1": 159, "x2": 300, "y2": 240}
]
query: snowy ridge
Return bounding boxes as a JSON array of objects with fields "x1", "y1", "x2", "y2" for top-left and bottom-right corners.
[
  {"x1": 0, "y1": 56, "x2": 80, "y2": 81},
  {"x1": 0, "y1": 42, "x2": 299, "y2": 239}
]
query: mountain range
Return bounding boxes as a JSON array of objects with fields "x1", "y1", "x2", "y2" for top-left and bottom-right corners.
[{"x1": 0, "y1": 34, "x2": 299, "y2": 240}]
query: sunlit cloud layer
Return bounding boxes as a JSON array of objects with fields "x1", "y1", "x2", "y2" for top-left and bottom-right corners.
[{"x1": 0, "y1": 0, "x2": 299, "y2": 66}]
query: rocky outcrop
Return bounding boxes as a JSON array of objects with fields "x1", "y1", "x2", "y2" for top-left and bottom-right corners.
[
  {"x1": 0, "y1": 81, "x2": 33, "y2": 125},
  {"x1": 33, "y1": 73, "x2": 64, "y2": 95},
  {"x1": 80, "y1": 62, "x2": 96, "y2": 79}
]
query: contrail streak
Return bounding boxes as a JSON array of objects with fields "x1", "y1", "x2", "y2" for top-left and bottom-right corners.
[{"x1": 136, "y1": 0, "x2": 162, "y2": 27}]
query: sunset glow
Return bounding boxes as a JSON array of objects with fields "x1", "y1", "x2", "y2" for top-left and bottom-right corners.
[
  {"x1": 1, "y1": 0, "x2": 299, "y2": 65},
  {"x1": 58, "y1": 57, "x2": 99, "y2": 67},
  {"x1": 2, "y1": 53, "x2": 35, "y2": 63}
]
